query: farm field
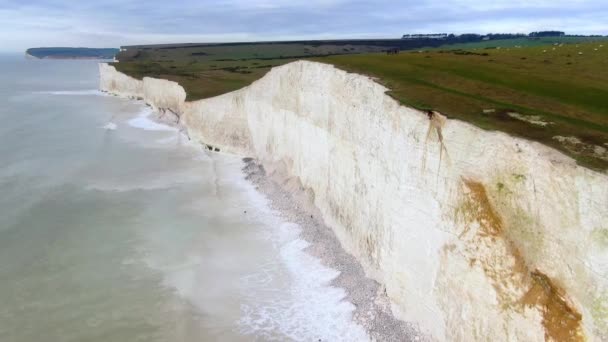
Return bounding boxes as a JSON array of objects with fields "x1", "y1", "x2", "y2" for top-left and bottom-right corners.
[
  {"x1": 114, "y1": 39, "x2": 608, "y2": 170},
  {"x1": 432, "y1": 36, "x2": 608, "y2": 50}
]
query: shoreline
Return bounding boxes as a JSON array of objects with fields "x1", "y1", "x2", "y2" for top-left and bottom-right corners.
[{"x1": 241, "y1": 158, "x2": 427, "y2": 342}]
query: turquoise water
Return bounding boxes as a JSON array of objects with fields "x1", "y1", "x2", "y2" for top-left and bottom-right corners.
[{"x1": 0, "y1": 55, "x2": 366, "y2": 341}]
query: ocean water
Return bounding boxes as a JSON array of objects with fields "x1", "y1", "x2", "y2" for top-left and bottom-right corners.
[{"x1": 0, "y1": 55, "x2": 367, "y2": 342}]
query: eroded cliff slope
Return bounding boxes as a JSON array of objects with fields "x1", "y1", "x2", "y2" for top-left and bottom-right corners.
[{"x1": 100, "y1": 61, "x2": 608, "y2": 341}]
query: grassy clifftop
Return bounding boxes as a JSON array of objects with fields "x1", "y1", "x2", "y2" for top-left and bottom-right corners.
[{"x1": 112, "y1": 38, "x2": 608, "y2": 170}]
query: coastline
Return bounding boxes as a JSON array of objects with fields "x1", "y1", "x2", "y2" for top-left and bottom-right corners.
[
  {"x1": 242, "y1": 159, "x2": 427, "y2": 341},
  {"x1": 99, "y1": 61, "x2": 608, "y2": 341}
]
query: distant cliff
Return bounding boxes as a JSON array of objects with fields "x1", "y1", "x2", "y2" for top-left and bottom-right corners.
[{"x1": 26, "y1": 47, "x2": 119, "y2": 60}]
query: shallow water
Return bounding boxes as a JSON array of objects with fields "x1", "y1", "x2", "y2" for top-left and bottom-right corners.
[{"x1": 0, "y1": 55, "x2": 367, "y2": 341}]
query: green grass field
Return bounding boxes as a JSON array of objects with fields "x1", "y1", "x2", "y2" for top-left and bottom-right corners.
[
  {"x1": 433, "y1": 36, "x2": 608, "y2": 50},
  {"x1": 114, "y1": 39, "x2": 608, "y2": 170}
]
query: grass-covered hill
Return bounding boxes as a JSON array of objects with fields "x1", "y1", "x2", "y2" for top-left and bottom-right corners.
[
  {"x1": 27, "y1": 47, "x2": 119, "y2": 59},
  {"x1": 112, "y1": 37, "x2": 608, "y2": 170},
  {"x1": 433, "y1": 36, "x2": 608, "y2": 50}
]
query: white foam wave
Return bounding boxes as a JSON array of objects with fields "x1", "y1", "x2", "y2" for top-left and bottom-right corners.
[
  {"x1": 128, "y1": 150, "x2": 367, "y2": 341},
  {"x1": 103, "y1": 122, "x2": 117, "y2": 130},
  {"x1": 156, "y1": 136, "x2": 177, "y2": 144},
  {"x1": 36, "y1": 89, "x2": 103, "y2": 96},
  {"x1": 84, "y1": 168, "x2": 205, "y2": 193},
  {"x1": 230, "y1": 171, "x2": 368, "y2": 341},
  {"x1": 238, "y1": 223, "x2": 369, "y2": 342},
  {"x1": 128, "y1": 108, "x2": 177, "y2": 132}
]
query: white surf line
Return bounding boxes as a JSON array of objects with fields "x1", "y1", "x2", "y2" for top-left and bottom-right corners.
[
  {"x1": 127, "y1": 107, "x2": 178, "y2": 132},
  {"x1": 233, "y1": 171, "x2": 369, "y2": 342},
  {"x1": 35, "y1": 89, "x2": 105, "y2": 96},
  {"x1": 103, "y1": 122, "x2": 117, "y2": 130}
]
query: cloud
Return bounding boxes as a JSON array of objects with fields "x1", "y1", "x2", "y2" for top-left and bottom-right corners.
[{"x1": 0, "y1": 0, "x2": 606, "y2": 51}]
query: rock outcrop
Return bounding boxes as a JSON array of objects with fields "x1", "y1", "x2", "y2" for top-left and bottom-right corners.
[{"x1": 100, "y1": 61, "x2": 608, "y2": 341}]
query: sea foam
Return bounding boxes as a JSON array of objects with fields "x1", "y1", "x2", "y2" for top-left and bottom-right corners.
[
  {"x1": 103, "y1": 122, "x2": 117, "y2": 130},
  {"x1": 233, "y1": 172, "x2": 369, "y2": 342},
  {"x1": 37, "y1": 89, "x2": 104, "y2": 96},
  {"x1": 238, "y1": 223, "x2": 369, "y2": 342},
  {"x1": 128, "y1": 108, "x2": 177, "y2": 132}
]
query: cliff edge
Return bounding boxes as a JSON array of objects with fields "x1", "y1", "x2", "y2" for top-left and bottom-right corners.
[{"x1": 100, "y1": 61, "x2": 608, "y2": 341}]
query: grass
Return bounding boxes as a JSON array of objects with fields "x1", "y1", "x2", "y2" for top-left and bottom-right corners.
[
  {"x1": 117, "y1": 43, "x2": 388, "y2": 63},
  {"x1": 113, "y1": 40, "x2": 608, "y2": 171},
  {"x1": 432, "y1": 36, "x2": 608, "y2": 50}
]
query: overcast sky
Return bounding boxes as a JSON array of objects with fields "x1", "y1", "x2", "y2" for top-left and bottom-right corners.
[{"x1": 0, "y1": 0, "x2": 606, "y2": 51}]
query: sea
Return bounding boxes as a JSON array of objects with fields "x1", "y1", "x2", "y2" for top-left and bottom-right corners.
[{"x1": 0, "y1": 54, "x2": 367, "y2": 342}]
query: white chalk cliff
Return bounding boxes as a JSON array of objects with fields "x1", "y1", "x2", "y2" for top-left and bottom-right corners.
[{"x1": 100, "y1": 61, "x2": 608, "y2": 341}]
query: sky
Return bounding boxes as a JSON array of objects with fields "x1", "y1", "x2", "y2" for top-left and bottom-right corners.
[{"x1": 0, "y1": 0, "x2": 607, "y2": 51}]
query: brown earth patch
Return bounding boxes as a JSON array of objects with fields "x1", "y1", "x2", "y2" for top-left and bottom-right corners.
[
  {"x1": 522, "y1": 271, "x2": 584, "y2": 342},
  {"x1": 462, "y1": 180, "x2": 584, "y2": 341}
]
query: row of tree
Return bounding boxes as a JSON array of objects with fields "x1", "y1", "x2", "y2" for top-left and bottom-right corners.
[
  {"x1": 450, "y1": 32, "x2": 566, "y2": 41},
  {"x1": 528, "y1": 31, "x2": 565, "y2": 37}
]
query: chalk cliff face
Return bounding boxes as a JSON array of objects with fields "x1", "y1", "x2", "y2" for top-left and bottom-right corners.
[
  {"x1": 100, "y1": 62, "x2": 608, "y2": 341},
  {"x1": 99, "y1": 63, "x2": 143, "y2": 99}
]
